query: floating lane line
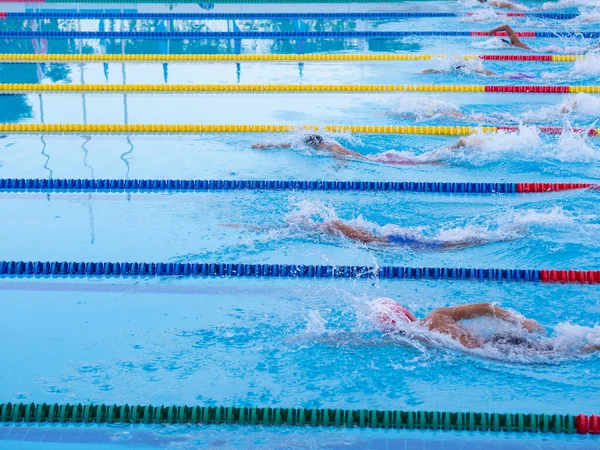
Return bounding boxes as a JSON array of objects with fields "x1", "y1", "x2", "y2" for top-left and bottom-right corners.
[
  {"x1": 0, "y1": 11, "x2": 587, "y2": 20},
  {"x1": 0, "y1": 261, "x2": 599, "y2": 283},
  {"x1": 0, "y1": 30, "x2": 598, "y2": 39},
  {"x1": 0, "y1": 53, "x2": 584, "y2": 63},
  {"x1": 0, "y1": 124, "x2": 597, "y2": 137},
  {"x1": 1, "y1": 83, "x2": 599, "y2": 94},
  {"x1": 0, "y1": 178, "x2": 596, "y2": 194},
  {"x1": 1, "y1": 402, "x2": 600, "y2": 433}
]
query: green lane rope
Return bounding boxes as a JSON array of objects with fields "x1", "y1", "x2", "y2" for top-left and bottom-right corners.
[{"x1": 0, "y1": 402, "x2": 596, "y2": 435}]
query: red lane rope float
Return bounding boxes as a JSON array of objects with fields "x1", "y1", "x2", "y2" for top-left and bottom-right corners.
[
  {"x1": 516, "y1": 183, "x2": 596, "y2": 193},
  {"x1": 471, "y1": 31, "x2": 537, "y2": 38},
  {"x1": 578, "y1": 414, "x2": 600, "y2": 435},
  {"x1": 498, "y1": 126, "x2": 598, "y2": 136},
  {"x1": 479, "y1": 55, "x2": 554, "y2": 61},
  {"x1": 539, "y1": 270, "x2": 600, "y2": 284},
  {"x1": 485, "y1": 86, "x2": 571, "y2": 93}
]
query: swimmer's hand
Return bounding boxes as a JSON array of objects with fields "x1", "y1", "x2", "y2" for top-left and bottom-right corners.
[
  {"x1": 252, "y1": 143, "x2": 268, "y2": 149},
  {"x1": 522, "y1": 319, "x2": 545, "y2": 334}
]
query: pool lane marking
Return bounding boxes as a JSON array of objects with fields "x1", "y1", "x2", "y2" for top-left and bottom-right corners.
[
  {"x1": 0, "y1": 30, "x2": 597, "y2": 39},
  {"x1": 0, "y1": 11, "x2": 586, "y2": 20},
  {"x1": 0, "y1": 53, "x2": 584, "y2": 63},
  {"x1": 0, "y1": 261, "x2": 599, "y2": 283},
  {"x1": 1, "y1": 83, "x2": 599, "y2": 94},
  {"x1": 0, "y1": 124, "x2": 597, "y2": 136},
  {"x1": 0, "y1": 178, "x2": 596, "y2": 195},
  {"x1": 1, "y1": 401, "x2": 600, "y2": 434}
]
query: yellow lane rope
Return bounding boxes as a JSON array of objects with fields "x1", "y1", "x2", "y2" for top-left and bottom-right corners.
[
  {"x1": 2, "y1": 83, "x2": 599, "y2": 93},
  {"x1": 0, "y1": 124, "x2": 497, "y2": 135},
  {"x1": 0, "y1": 54, "x2": 582, "y2": 62},
  {"x1": 0, "y1": 83, "x2": 487, "y2": 93}
]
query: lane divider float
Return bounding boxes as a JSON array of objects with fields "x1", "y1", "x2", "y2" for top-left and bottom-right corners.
[
  {"x1": 0, "y1": 11, "x2": 586, "y2": 20},
  {"x1": 1, "y1": 83, "x2": 598, "y2": 94},
  {"x1": 0, "y1": 30, "x2": 597, "y2": 40},
  {"x1": 0, "y1": 178, "x2": 596, "y2": 195},
  {"x1": 1, "y1": 402, "x2": 599, "y2": 434},
  {"x1": 0, "y1": 261, "x2": 599, "y2": 283},
  {"x1": 0, "y1": 124, "x2": 596, "y2": 137},
  {"x1": 0, "y1": 53, "x2": 583, "y2": 63}
]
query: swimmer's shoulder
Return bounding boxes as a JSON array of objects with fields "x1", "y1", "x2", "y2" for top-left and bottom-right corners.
[{"x1": 422, "y1": 308, "x2": 452, "y2": 326}]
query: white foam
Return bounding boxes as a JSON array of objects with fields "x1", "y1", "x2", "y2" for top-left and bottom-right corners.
[
  {"x1": 304, "y1": 310, "x2": 327, "y2": 335},
  {"x1": 543, "y1": 0, "x2": 600, "y2": 10},
  {"x1": 388, "y1": 95, "x2": 462, "y2": 120},
  {"x1": 461, "y1": 9, "x2": 502, "y2": 23},
  {"x1": 552, "y1": 322, "x2": 600, "y2": 352},
  {"x1": 422, "y1": 125, "x2": 600, "y2": 164},
  {"x1": 553, "y1": 124, "x2": 600, "y2": 162},
  {"x1": 564, "y1": 92, "x2": 600, "y2": 116},
  {"x1": 570, "y1": 52, "x2": 600, "y2": 77},
  {"x1": 568, "y1": 8, "x2": 600, "y2": 23},
  {"x1": 284, "y1": 200, "x2": 572, "y2": 249},
  {"x1": 426, "y1": 126, "x2": 542, "y2": 165},
  {"x1": 472, "y1": 37, "x2": 515, "y2": 50}
]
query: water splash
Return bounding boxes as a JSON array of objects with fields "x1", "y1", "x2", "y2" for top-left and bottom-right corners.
[
  {"x1": 425, "y1": 125, "x2": 600, "y2": 165},
  {"x1": 570, "y1": 51, "x2": 600, "y2": 78},
  {"x1": 472, "y1": 37, "x2": 515, "y2": 50},
  {"x1": 388, "y1": 95, "x2": 463, "y2": 121},
  {"x1": 283, "y1": 200, "x2": 571, "y2": 248},
  {"x1": 460, "y1": 9, "x2": 503, "y2": 23},
  {"x1": 568, "y1": 8, "x2": 600, "y2": 24},
  {"x1": 543, "y1": 0, "x2": 600, "y2": 10}
]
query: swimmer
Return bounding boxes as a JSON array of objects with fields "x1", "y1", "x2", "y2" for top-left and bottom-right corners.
[
  {"x1": 488, "y1": 24, "x2": 532, "y2": 50},
  {"x1": 374, "y1": 299, "x2": 545, "y2": 348},
  {"x1": 423, "y1": 62, "x2": 495, "y2": 76},
  {"x1": 252, "y1": 134, "x2": 442, "y2": 165},
  {"x1": 373, "y1": 299, "x2": 600, "y2": 355},
  {"x1": 476, "y1": 0, "x2": 528, "y2": 10},
  {"x1": 320, "y1": 219, "x2": 519, "y2": 249},
  {"x1": 422, "y1": 61, "x2": 534, "y2": 80}
]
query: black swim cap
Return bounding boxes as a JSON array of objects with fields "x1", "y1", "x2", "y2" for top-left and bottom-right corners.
[{"x1": 303, "y1": 134, "x2": 324, "y2": 149}]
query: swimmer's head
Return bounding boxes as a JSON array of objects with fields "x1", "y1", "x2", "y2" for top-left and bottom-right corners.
[
  {"x1": 450, "y1": 62, "x2": 467, "y2": 73},
  {"x1": 302, "y1": 134, "x2": 324, "y2": 149},
  {"x1": 372, "y1": 298, "x2": 417, "y2": 332}
]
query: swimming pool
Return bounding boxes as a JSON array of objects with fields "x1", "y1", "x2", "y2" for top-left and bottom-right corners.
[{"x1": 1, "y1": 0, "x2": 599, "y2": 448}]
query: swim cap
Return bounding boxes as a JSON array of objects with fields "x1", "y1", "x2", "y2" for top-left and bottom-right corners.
[
  {"x1": 302, "y1": 134, "x2": 324, "y2": 149},
  {"x1": 372, "y1": 298, "x2": 416, "y2": 331}
]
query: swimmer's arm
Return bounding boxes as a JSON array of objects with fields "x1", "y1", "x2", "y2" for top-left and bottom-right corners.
[
  {"x1": 322, "y1": 220, "x2": 387, "y2": 244},
  {"x1": 423, "y1": 315, "x2": 482, "y2": 348},
  {"x1": 422, "y1": 69, "x2": 443, "y2": 74},
  {"x1": 489, "y1": 1, "x2": 518, "y2": 9},
  {"x1": 252, "y1": 143, "x2": 292, "y2": 149},
  {"x1": 324, "y1": 143, "x2": 369, "y2": 160},
  {"x1": 441, "y1": 303, "x2": 545, "y2": 333},
  {"x1": 488, "y1": 24, "x2": 531, "y2": 50}
]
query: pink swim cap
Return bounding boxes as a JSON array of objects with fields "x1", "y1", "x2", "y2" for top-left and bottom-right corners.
[{"x1": 373, "y1": 298, "x2": 416, "y2": 331}]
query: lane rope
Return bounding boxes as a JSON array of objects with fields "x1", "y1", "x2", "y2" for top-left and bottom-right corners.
[
  {"x1": 0, "y1": 178, "x2": 595, "y2": 195},
  {"x1": 0, "y1": 30, "x2": 596, "y2": 39},
  {"x1": 0, "y1": 260, "x2": 598, "y2": 283},
  {"x1": 0, "y1": 124, "x2": 597, "y2": 137},
  {"x1": 1, "y1": 84, "x2": 598, "y2": 94},
  {"x1": 0, "y1": 53, "x2": 583, "y2": 63},
  {"x1": 0, "y1": 11, "x2": 584, "y2": 20},
  {"x1": 1, "y1": 402, "x2": 599, "y2": 434},
  {"x1": 0, "y1": 0, "x2": 460, "y2": 3}
]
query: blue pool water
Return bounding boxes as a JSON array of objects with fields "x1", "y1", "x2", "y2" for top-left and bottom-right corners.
[{"x1": 1, "y1": 1, "x2": 600, "y2": 449}]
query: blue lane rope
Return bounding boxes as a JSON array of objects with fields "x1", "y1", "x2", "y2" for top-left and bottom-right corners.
[
  {"x1": 0, "y1": 178, "x2": 518, "y2": 194},
  {"x1": 1, "y1": 12, "x2": 583, "y2": 20},
  {"x1": 0, "y1": 260, "x2": 541, "y2": 281},
  {"x1": 0, "y1": 31, "x2": 596, "y2": 39}
]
